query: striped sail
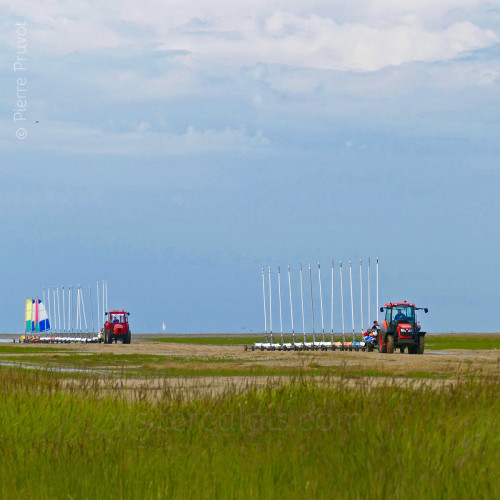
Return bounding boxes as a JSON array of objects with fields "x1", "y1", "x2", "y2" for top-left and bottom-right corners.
[
  {"x1": 34, "y1": 299, "x2": 40, "y2": 332},
  {"x1": 25, "y1": 298, "x2": 33, "y2": 332},
  {"x1": 38, "y1": 300, "x2": 50, "y2": 332}
]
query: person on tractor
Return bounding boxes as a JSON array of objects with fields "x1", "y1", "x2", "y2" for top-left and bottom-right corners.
[
  {"x1": 394, "y1": 309, "x2": 406, "y2": 321},
  {"x1": 113, "y1": 316, "x2": 119, "y2": 323}
]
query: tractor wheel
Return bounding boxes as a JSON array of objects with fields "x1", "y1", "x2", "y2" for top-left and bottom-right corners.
[
  {"x1": 417, "y1": 336, "x2": 425, "y2": 354},
  {"x1": 408, "y1": 345, "x2": 416, "y2": 354},
  {"x1": 378, "y1": 334, "x2": 387, "y2": 353},
  {"x1": 399, "y1": 347, "x2": 405, "y2": 354},
  {"x1": 104, "y1": 330, "x2": 109, "y2": 344},
  {"x1": 387, "y1": 335, "x2": 395, "y2": 354},
  {"x1": 124, "y1": 331, "x2": 131, "y2": 344}
]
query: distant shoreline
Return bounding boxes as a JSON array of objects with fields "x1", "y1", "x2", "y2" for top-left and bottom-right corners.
[{"x1": 1, "y1": 331, "x2": 499, "y2": 339}]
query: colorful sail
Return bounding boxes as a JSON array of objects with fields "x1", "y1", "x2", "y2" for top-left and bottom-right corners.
[
  {"x1": 25, "y1": 298, "x2": 32, "y2": 332},
  {"x1": 34, "y1": 299, "x2": 40, "y2": 332},
  {"x1": 38, "y1": 300, "x2": 50, "y2": 332}
]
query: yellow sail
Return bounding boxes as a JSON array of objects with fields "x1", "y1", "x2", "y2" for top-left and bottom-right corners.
[{"x1": 25, "y1": 298, "x2": 32, "y2": 332}]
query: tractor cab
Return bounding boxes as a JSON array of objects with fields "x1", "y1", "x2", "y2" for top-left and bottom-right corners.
[{"x1": 110, "y1": 312, "x2": 127, "y2": 324}]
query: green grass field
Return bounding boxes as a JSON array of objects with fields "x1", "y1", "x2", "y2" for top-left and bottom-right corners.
[
  {"x1": 0, "y1": 352, "x2": 457, "y2": 379},
  {"x1": 425, "y1": 334, "x2": 500, "y2": 350},
  {"x1": 0, "y1": 369, "x2": 498, "y2": 499}
]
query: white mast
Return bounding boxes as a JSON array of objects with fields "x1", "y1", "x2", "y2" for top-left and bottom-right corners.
[
  {"x1": 47, "y1": 286, "x2": 52, "y2": 332},
  {"x1": 278, "y1": 266, "x2": 284, "y2": 344},
  {"x1": 68, "y1": 286, "x2": 72, "y2": 334},
  {"x1": 57, "y1": 287, "x2": 61, "y2": 334},
  {"x1": 62, "y1": 287, "x2": 66, "y2": 333},
  {"x1": 360, "y1": 259, "x2": 364, "y2": 333},
  {"x1": 340, "y1": 261, "x2": 345, "y2": 343},
  {"x1": 97, "y1": 281, "x2": 100, "y2": 330},
  {"x1": 287, "y1": 265, "x2": 295, "y2": 342},
  {"x1": 300, "y1": 263, "x2": 306, "y2": 342},
  {"x1": 349, "y1": 260, "x2": 355, "y2": 340},
  {"x1": 89, "y1": 284, "x2": 95, "y2": 334},
  {"x1": 105, "y1": 280, "x2": 108, "y2": 315},
  {"x1": 309, "y1": 264, "x2": 315, "y2": 343},
  {"x1": 268, "y1": 266, "x2": 273, "y2": 343},
  {"x1": 262, "y1": 267, "x2": 267, "y2": 341},
  {"x1": 52, "y1": 286, "x2": 57, "y2": 333},
  {"x1": 331, "y1": 260, "x2": 334, "y2": 342},
  {"x1": 368, "y1": 258, "x2": 371, "y2": 328},
  {"x1": 318, "y1": 262, "x2": 325, "y2": 342},
  {"x1": 42, "y1": 288, "x2": 46, "y2": 332},
  {"x1": 81, "y1": 286, "x2": 88, "y2": 333},
  {"x1": 376, "y1": 257, "x2": 379, "y2": 320},
  {"x1": 75, "y1": 286, "x2": 79, "y2": 333},
  {"x1": 102, "y1": 280, "x2": 106, "y2": 325}
]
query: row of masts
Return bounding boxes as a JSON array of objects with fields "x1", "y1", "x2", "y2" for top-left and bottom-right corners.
[
  {"x1": 261, "y1": 258, "x2": 379, "y2": 345},
  {"x1": 41, "y1": 281, "x2": 109, "y2": 334}
]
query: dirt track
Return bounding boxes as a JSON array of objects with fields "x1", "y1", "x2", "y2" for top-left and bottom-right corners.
[{"x1": 8, "y1": 339, "x2": 500, "y2": 378}]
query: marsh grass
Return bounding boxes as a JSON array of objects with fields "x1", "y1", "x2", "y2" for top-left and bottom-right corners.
[
  {"x1": 1, "y1": 352, "x2": 494, "y2": 379},
  {"x1": 0, "y1": 345, "x2": 65, "y2": 353},
  {"x1": 0, "y1": 353, "x2": 458, "y2": 379},
  {"x1": 0, "y1": 368, "x2": 498, "y2": 499}
]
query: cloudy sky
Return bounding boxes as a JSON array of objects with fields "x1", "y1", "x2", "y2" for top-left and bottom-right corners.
[{"x1": 1, "y1": 1, "x2": 500, "y2": 333}]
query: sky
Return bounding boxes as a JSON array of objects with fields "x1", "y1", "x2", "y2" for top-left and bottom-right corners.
[{"x1": 1, "y1": 1, "x2": 500, "y2": 333}]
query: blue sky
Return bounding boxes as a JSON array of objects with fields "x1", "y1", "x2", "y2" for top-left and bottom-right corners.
[{"x1": 1, "y1": 1, "x2": 500, "y2": 333}]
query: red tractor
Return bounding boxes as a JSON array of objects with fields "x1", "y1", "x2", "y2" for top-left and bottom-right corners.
[
  {"x1": 102, "y1": 310, "x2": 131, "y2": 344},
  {"x1": 378, "y1": 301, "x2": 428, "y2": 354}
]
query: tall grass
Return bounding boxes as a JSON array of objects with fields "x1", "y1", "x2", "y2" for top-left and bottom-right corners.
[{"x1": 0, "y1": 369, "x2": 498, "y2": 499}]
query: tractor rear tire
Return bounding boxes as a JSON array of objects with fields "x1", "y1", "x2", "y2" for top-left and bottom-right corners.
[
  {"x1": 417, "y1": 336, "x2": 425, "y2": 354},
  {"x1": 387, "y1": 335, "x2": 395, "y2": 354},
  {"x1": 399, "y1": 347, "x2": 405, "y2": 354},
  {"x1": 124, "y1": 331, "x2": 131, "y2": 344}
]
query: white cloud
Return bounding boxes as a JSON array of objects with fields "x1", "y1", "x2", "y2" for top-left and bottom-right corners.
[
  {"x1": 1, "y1": 121, "x2": 270, "y2": 156},
  {"x1": 1, "y1": 1, "x2": 497, "y2": 72}
]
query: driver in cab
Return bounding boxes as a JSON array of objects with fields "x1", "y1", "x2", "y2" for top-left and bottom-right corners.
[{"x1": 394, "y1": 309, "x2": 406, "y2": 321}]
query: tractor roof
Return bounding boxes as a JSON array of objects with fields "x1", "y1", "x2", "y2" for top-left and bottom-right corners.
[{"x1": 384, "y1": 302, "x2": 416, "y2": 308}]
